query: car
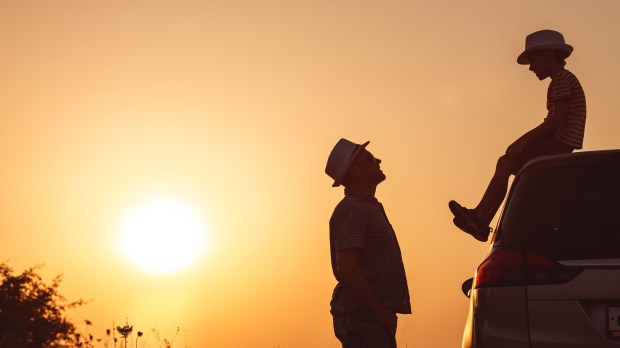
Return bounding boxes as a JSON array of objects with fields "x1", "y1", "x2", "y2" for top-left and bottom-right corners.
[{"x1": 461, "y1": 150, "x2": 620, "y2": 348}]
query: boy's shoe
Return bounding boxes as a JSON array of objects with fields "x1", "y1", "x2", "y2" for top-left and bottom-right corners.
[
  {"x1": 453, "y1": 217, "x2": 490, "y2": 242},
  {"x1": 449, "y1": 200, "x2": 491, "y2": 242}
]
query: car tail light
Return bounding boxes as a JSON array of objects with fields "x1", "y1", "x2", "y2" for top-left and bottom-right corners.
[
  {"x1": 474, "y1": 248, "x2": 582, "y2": 288},
  {"x1": 525, "y1": 252, "x2": 582, "y2": 285},
  {"x1": 475, "y1": 248, "x2": 526, "y2": 288}
]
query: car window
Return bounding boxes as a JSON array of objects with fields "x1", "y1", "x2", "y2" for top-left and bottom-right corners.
[{"x1": 496, "y1": 162, "x2": 620, "y2": 260}]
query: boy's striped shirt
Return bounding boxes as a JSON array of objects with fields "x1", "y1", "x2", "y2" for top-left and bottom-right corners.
[{"x1": 547, "y1": 69, "x2": 587, "y2": 149}]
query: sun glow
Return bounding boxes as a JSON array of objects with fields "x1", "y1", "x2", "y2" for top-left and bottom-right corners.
[{"x1": 118, "y1": 197, "x2": 207, "y2": 275}]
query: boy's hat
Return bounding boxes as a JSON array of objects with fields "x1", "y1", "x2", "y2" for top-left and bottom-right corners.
[
  {"x1": 517, "y1": 29, "x2": 573, "y2": 65},
  {"x1": 325, "y1": 138, "x2": 369, "y2": 187}
]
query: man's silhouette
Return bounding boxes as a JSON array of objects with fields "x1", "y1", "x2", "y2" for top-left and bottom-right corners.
[{"x1": 326, "y1": 138, "x2": 411, "y2": 348}]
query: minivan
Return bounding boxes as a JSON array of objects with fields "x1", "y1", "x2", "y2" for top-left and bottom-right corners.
[{"x1": 462, "y1": 150, "x2": 620, "y2": 348}]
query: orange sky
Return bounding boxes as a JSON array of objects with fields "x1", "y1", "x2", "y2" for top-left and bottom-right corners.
[{"x1": 1, "y1": 1, "x2": 620, "y2": 347}]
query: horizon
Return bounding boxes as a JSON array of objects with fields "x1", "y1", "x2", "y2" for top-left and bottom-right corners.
[{"x1": 2, "y1": 1, "x2": 620, "y2": 347}]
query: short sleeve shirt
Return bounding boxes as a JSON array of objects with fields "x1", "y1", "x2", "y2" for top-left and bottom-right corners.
[
  {"x1": 329, "y1": 189, "x2": 411, "y2": 315},
  {"x1": 546, "y1": 69, "x2": 586, "y2": 149}
]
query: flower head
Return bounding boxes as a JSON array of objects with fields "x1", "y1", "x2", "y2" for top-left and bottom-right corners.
[{"x1": 116, "y1": 324, "x2": 133, "y2": 338}]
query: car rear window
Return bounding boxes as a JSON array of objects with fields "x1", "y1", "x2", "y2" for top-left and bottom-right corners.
[{"x1": 496, "y1": 161, "x2": 620, "y2": 260}]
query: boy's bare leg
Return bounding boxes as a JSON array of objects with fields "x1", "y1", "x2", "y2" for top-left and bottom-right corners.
[{"x1": 474, "y1": 154, "x2": 514, "y2": 226}]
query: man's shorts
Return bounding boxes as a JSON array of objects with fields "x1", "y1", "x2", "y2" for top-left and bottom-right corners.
[
  {"x1": 333, "y1": 311, "x2": 396, "y2": 348},
  {"x1": 509, "y1": 136, "x2": 574, "y2": 175}
]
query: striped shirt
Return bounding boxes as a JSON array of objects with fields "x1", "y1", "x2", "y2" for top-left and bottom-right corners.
[
  {"x1": 546, "y1": 69, "x2": 586, "y2": 149},
  {"x1": 329, "y1": 189, "x2": 411, "y2": 315}
]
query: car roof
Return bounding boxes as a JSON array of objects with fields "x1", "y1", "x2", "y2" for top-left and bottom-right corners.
[{"x1": 518, "y1": 149, "x2": 620, "y2": 175}]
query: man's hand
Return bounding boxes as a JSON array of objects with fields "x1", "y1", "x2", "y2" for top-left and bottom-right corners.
[
  {"x1": 336, "y1": 249, "x2": 398, "y2": 336},
  {"x1": 374, "y1": 307, "x2": 398, "y2": 336}
]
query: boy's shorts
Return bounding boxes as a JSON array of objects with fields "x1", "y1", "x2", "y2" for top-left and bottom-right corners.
[{"x1": 509, "y1": 135, "x2": 574, "y2": 175}]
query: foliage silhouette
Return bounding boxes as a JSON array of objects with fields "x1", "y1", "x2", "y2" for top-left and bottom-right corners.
[{"x1": 0, "y1": 262, "x2": 86, "y2": 348}]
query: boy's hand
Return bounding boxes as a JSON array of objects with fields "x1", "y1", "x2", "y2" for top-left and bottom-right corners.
[{"x1": 506, "y1": 138, "x2": 528, "y2": 158}]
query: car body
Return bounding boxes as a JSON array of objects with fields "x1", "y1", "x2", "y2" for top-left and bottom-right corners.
[{"x1": 462, "y1": 150, "x2": 620, "y2": 348}]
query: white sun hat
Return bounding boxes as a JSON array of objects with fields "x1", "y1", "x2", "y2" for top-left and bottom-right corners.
[
  {"x1": 517, "y1": 29, "x2": 573, "y2": 65},
  {"x1": 325, "y1": 138, "x2": 370, "y2": 187}
]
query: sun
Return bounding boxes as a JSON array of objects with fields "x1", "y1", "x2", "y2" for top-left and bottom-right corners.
[{"x1": 118, "y1": 197, "x2": 207, "y2": 275}]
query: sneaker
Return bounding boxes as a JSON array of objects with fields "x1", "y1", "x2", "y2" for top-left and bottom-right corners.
[
  {"x1": 453, "y1": 217, "x2": 490, "y2": 242},
  {"x1": 449, "y1": 200, "x2": 491, "y2": 242}
]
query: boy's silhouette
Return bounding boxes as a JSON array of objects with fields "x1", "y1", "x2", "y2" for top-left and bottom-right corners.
[{"x1": 450, "y1": 29, "x2": 586, "y2": 241}]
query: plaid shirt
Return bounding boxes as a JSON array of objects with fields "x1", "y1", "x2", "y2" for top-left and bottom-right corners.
[{"x1": 329, "y1": 189, "x2": 411, "y2": 314}]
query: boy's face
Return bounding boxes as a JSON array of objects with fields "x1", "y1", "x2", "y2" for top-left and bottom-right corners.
[{"x1": 527, "y1": 49, "x2": 558, "y2": 80}]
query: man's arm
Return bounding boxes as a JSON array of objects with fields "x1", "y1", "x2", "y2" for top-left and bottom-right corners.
[
  {"x1": 507, "y1": 100, "x2": 568, "y2": 158},
  {"x1": 336, "y1": 248, "x2": 397, "y2": 335}
]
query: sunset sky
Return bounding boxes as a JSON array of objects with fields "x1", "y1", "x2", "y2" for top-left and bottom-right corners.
[{"x1": 2, "y1": 1, "x2": 620, "y2": 347}]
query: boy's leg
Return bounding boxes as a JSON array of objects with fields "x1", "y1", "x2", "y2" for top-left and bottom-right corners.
[
  {"x1": 473, "y1": 136, "x2": 573, "y2": 227},
  {"x1": 450, "y1": 136, "x2": 573, "y2": 240},
  {"x1": 473, "y1": 154, "x2": 515, "y2": 226}
]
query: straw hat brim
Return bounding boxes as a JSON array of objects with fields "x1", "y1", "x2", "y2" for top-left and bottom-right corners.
[{"x1": 517, "y1": 44, "x2": 573, "y2": 65}]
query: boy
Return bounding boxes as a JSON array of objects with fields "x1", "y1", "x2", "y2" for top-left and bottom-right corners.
[{"x1": 449, "y1": 29, "x2": 586, "y2": 241}]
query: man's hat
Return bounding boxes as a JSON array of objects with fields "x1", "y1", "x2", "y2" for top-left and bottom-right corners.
[
  {"x1": 325, "y1": 138, "x2": 370, "y2": 187},
  {"x1": 517, "y1": 29, "x2": 573, "y2": 65}
]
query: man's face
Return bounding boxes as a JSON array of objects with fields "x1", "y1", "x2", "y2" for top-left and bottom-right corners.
[
  {"x1": 351, "y1": 148, "x2": 386, "y2": 185},
  {"x1": 527, "y1": 50, "x2": 556, "y2": 80}
]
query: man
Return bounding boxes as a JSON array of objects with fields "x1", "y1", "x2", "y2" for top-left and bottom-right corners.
[{"x1": 325, "y1": 138, "x2": 411, "y2": 348}]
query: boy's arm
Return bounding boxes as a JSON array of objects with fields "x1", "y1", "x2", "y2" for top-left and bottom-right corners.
[{"x1": 507, "y1": 100, "x2": 568, "y2": 158}]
